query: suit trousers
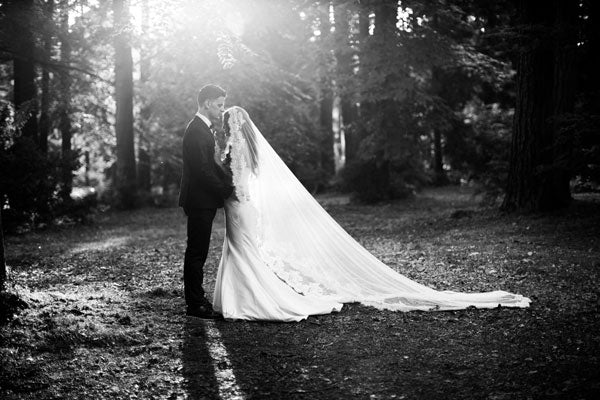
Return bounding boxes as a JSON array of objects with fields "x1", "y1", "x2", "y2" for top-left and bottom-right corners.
[{"x1": 184, "y1": 208, "x2": 217, "y2": 308}]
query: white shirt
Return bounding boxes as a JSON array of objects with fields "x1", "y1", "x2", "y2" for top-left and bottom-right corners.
[{"x1": 195, "y1": 112, "x2": 212, "y2": 130}]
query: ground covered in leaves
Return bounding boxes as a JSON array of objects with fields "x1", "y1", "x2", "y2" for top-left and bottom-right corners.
[{"x1": 1, "y1": 186, "x2": 599, "y2": 399}]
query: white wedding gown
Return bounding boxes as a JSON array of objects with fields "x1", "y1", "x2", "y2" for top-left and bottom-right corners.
[{"x1": 212, "y1": 107, "x2": 530, "y2": 321}]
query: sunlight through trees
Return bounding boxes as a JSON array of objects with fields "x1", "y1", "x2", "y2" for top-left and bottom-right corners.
[{"x1": 0, "y1": 0, "x2": 598, "y2": 228}]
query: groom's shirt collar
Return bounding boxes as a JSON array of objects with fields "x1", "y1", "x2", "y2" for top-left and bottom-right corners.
[{"x1": 195, "y1": 112, "x2": 212, "y2": 129}]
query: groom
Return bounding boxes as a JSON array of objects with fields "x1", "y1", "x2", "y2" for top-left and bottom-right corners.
[{"x1": 179, "y1": 84, "x2": 234, "y2": 319}]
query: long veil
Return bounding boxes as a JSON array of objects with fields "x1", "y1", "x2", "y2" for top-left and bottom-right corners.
[{"x1": 228, "y1": 106, "x2": 530, "y2": 312}]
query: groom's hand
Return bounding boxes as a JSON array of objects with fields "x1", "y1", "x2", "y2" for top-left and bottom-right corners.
[{"x1": 229, "y1": 190, "x2": 238, "y2": 202}]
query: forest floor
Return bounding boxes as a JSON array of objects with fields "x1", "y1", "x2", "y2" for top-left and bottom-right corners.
[{"x1": 1, "y1": 186, "x2": 599, "y2": 400}]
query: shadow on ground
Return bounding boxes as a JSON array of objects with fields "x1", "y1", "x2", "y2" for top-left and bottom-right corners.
[{"x1": 1, "y1": 186, "x2": 599, "y2": 399}]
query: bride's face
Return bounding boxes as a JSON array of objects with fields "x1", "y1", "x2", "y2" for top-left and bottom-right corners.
[{"x1": 227, "y1": 109, "x2": 244, "y2": 134}]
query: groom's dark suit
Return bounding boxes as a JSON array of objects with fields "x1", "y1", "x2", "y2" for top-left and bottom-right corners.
[{"x1": 179, "y1": 115, "x2": 233, "y2": 309}]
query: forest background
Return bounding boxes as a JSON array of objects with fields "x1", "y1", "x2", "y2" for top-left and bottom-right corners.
[
  {"x1": 1, "y1": 2, "x2": 599, "y2": 397},
  {"x1": 0, "y1": 0, "x2": 599, "y2": 285}
]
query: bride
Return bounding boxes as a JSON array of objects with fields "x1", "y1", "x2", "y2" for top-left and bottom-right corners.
[{"x1": 212, "y1": 106, "x2": 530, "y2": 321}]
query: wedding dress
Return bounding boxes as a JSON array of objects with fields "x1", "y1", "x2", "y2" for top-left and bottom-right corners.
[{"x1": 212, "y1": 107, "x2": 530, "y2": 321}]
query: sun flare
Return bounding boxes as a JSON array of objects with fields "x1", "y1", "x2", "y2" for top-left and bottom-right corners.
[{"x1": 224, "y1": 9, "x2": 245, "y2": 37}]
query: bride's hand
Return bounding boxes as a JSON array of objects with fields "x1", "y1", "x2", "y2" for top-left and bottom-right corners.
[
  {"x1": 214, "y1": 154, "x2": 224, "y2": 168},
  {"x1": 214, "y1": 152, "x2": 228, "y2": 171}
]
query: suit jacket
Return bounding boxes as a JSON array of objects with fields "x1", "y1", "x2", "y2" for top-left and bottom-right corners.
[{"x1": 178, "y1": 116, "x2": 233, "y2": 211}]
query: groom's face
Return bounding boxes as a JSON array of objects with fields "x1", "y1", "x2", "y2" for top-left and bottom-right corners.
[{"x1": 206, "y1": 96, "x2": 226, "y2": 122}]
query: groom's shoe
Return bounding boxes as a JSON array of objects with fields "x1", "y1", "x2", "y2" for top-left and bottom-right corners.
[{"x1": 186, "y1": 304, "x2": 223, "y2": 320}]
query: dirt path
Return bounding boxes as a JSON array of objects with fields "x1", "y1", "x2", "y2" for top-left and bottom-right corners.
[{"x1": 1, "y1": 187, "x2": 599, "y2": 399}]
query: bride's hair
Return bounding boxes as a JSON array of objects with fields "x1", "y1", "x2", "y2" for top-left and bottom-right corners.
[{"x1": 224, "y1": 106, "x2": 259, "y2": 172}]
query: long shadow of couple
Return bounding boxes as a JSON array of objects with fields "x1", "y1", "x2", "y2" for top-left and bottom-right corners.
[{"x1": 182, "y1": 319, "x2": 244, "y2": 400}]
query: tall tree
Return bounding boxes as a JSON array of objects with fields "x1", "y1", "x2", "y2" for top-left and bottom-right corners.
[
  {"x1": 39, "y1": 0, "x2": 54, "y2": 155},
  {"x1": 425, "y1": 5, "x2": 456, "y2": 186},
  {"x1": 370, "y1": 0, "x2": 401, "y2": 194},
  {"x1": 137, "y1": 0, "x2": 151, "y2": 196},
  {"x1": 333, "y1": 0, "x2": 358, "y2": 166},
  {"x1": 549, "y1": 0, "x2": 578, "y2": 206},
  {"x1": 575, "y1": 0, "x2": 600, "y2": 186},
  {"x1": 430, "y1": 67, "x2": 448, "y2": 185},
  {"x1": 317, "y1": 3, "x2": 335, "y2": 177},
  {"x1": 502, "y1": 0, "x2": 578, "y2": 211},
  {"x1": 6, "y1": 0, "x2": 38, "y2": 141},
  {"x1": 58, "y1": 0, "x2": 73, "y2": 201},
  {"x1": 354, "y1": 0, "x2": 372, "y2": 152},
  {"x1": 113, "y1": 0, "x2": 137, "y2": 208},
  {"x1": 0, "y1": 207, "x2": 6, "y2": 290}
]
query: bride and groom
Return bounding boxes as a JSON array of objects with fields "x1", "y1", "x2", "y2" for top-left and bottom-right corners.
[{"x1": 179, "y1": 84, "x2": 530, "y2": 321}]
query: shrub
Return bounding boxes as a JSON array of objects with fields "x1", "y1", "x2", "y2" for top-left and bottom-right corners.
[
  {"x1": 339, "y1": 157, "x2": 427, "y2": 203},
  {"x1": 0, "y1": 136, "x2": 63, "y2": 231}
]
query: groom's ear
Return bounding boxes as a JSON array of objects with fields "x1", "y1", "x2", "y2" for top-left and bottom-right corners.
[{"x1": 200, "y1": 99, "x2": 212, "y2": 110}]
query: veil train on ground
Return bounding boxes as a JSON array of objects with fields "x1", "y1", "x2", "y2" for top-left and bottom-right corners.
[{"x1": 215, "y1": 106, "x2": 530, "y2": 318}]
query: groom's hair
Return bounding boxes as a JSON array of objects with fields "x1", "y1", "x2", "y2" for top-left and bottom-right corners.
[{"x1": 197, "y1": 84, "x2": 226, "y2": 107}]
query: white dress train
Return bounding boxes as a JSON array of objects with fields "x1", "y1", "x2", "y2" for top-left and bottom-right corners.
[
  {"x1": 212, "y1": 107, "x2": 530, "y2": 321},
  {"x1": 213, "y1": 200, "x2": 343, "y2": 321}
]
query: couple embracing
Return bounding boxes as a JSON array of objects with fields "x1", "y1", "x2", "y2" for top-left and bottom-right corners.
[{"x1": 179, "y1": 84, "x2": 530, "y2": 322}]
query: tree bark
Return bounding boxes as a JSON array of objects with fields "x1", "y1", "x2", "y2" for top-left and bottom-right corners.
[
  {"x1": 7, "y1": 0, "x2": 39, "y2": 141},
  {"x1": 84, "y1": 151, "x2": 91, "y2": 186},
  {"x1": 583, "y1": 0, "x2": 600, "y2": 113},
  {"x1": 333, "y1": 1, "x2": 357, "y2": 166},
  {"x1": 373, "y1": 3, "x2": 400, "y2": 198},
  {"x1": 373, "y1": 3, "x2": 399, "y2": 137},
  {"x1": 318, "y1": 3, "x2": 335, "y2": 177},
  {"x1": 39, "y1": 0, "x2": 54, "y2": 155},
  {"x1": 0, "y1": 207, "x2": 6, "y2": 290},
  {"x1": 430, "y1": 66, "x2": 448, "y2": 185},
  {"x1": 137, "y1": 0, "x2": 151, "y2": 194},
  {"x1": 432, "y1": 128, "x2": 448, "y2": 185},
  {"x1": 113, "y1": 0, "x2": 137, "y2": 208},
  {"x1": 354, "y1": 1, "x2": 372, "y2": 154},
  {"x1": 502, "y1": 0, "x2": 576, "y2": 212},
  {"x1": 548, "y1": 0, "x2": 578, "y2": 207},
  {"x1": 319, "y1": 83, "x2": 335, "y2": 176},
  {"x1": 137, "y1": 145, "x2": 151, "y2": 193},
  {"x1": 59, "y1": 0, "x2": 73, "y2": 202}
]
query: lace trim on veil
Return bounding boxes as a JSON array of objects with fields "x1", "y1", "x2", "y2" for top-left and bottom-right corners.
[{"x1": 226, "y1": 109, "x2": 252, "y2": 203}]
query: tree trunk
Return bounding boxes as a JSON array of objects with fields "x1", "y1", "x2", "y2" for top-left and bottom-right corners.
[
  {"x1": 59, "y1": 0, "x2": 73, "y2": 202},
  {"x1": 84, "y1": 151, "x2": 91, "y2": 186},
  {"x1": 113, "y1": 0, "x2": 137, "y2": 208},
  {"x1": 432, "y1": 128, "x2": 448, "y2": 185},
  {"x1": 583, "y1": 0, "x2": 600, "y2": 113},
  {"x1": 0, "y1": 208, "x2": 6, "y2": 290},
  {"x1": 354, "y1": 2, "x2": 372, "y2": 155},
  {"x1": 137, "y1": 146, "x2": 151, "y2": 193},
  {"x1": 549, "y1": 0, "x2": 578, "y2": 207},
  {"x1": 319, "y1": 84, "x2": 335, "y2": 176},
  {"x1": 430, "y1": 66, "x2": 448, "y2": 185},
  {"x1": 318, "y1": 3, "x2": 335, "y2": 177},
  {"x1": 341, "y1": 99, "x2": 358, "y2": 163},
  {"x1": 137, "y1": 0, "x2": 151, "y2": 194},
  {"x1": 39, "y1": 0, "x2": 54, "y2": 155},
  {"x1": 7, "y1": 0, "x2": 38, "y2": 141},
  {"x1": 161, "y1": 162, "x2": 171, "y2": 195},
  {"x1": 333, "y1": 1, "x2": 357, "y2": 167},
  {"x1": 373, "y1": 3, "x2": 399, "y2": 139},
  {"x1": 502, "y1": 0, "x2": 576, "y2": 212}
]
